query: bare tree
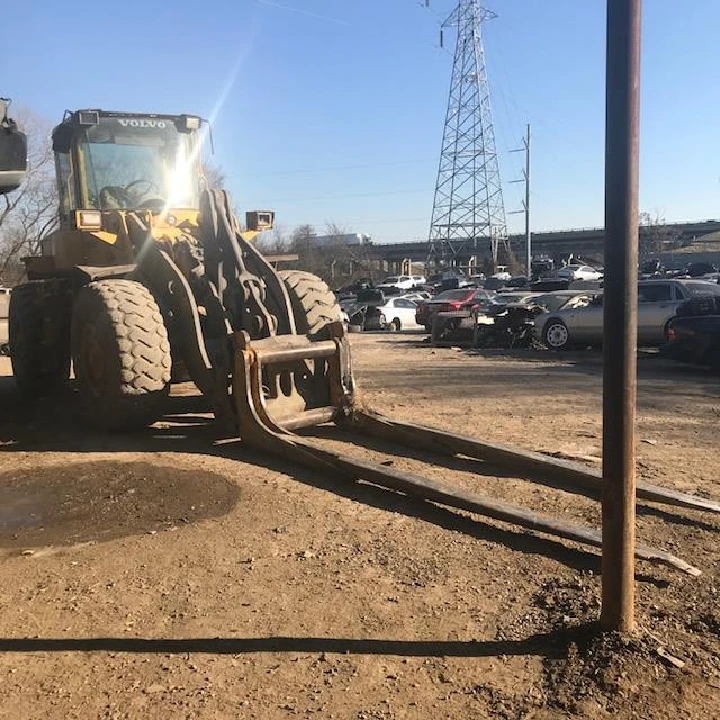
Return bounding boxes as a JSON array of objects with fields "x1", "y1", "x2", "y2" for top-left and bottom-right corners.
[
  {"x1": 202, "y1": 162, "x2": 226, "y2": 190},
  {"x1": 289, "y1": 224, "x2": 319, "y2": 272},
  {"x1": 639, "y1": 211, "x2": 681, "y2": 258},
  {"x1": 0, "y1": 109, "x2": 58, "y2": 283},
  {"x1": 256, "y1": 226, "x2": 290, "y2": 254},
  {"x1": 287, "y1": 223, "x2": 376, "y2": 285}
]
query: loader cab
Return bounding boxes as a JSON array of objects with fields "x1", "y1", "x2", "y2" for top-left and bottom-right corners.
[{"x1": 51, "y1": 109, "x2": 204, "y2": 230}]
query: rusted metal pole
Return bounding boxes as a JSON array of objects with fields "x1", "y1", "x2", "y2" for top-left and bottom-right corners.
[{"x1": 601, "y1": 0, "x2": 642, "y2": 633}]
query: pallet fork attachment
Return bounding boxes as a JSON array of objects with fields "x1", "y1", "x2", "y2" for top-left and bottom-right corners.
[{"x1": 230, "y1": 329, "x2": 712, "y2": 577}]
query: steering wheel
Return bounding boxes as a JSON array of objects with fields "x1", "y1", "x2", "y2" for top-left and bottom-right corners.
[
  {"x1": 124, "y1": 178, "x2": 158, "y2": 197},
  {"x1": 136, "y1": 197, "x2": 166, "y2": 213}
]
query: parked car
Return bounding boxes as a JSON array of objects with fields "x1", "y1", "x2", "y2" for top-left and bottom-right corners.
[
  {"x1": 344, "y1": 302, "x2": 386, "y2": 332},
  {"x1": 410, "y1": 275, "x2": 426, "y2": 287},
  {"x1": 532, "y1": 259, "x2": 554, "y2": 279},
  {"x1": 439, "y1": 270, "x2": 473, "y2": 291},
  {"x1": 662, "y1": 296, "x2": 720, "y2": 370},
  {"x1": 424, "y1": 273, "x2": 443, "y2": 292},
  {"x1": 556, "y1": 265, "x2": 603, "y2": 281},
  {"x1": 377, "y1": 275, "x2": 415, "y2": 291},
  {"x1": 482, "y1": 277, "x2": 507, "y2": 292},
  {"x1": 640, "y1": 259, "x2": 664, "y2": 278},
  {"x1": 491, "y1": 265, "x2": 512, "y2": 281},
  {"x1": 685, "y1": 261, "x2": 718, "y2": 278},
  {"x1": 335, "y1": 278, "x2": 374, "y2": 299},
  {"x1": 504, "y1": 276, "x2": 531, "y2": 289},
  {"x1": 415, "y1": 287, "x2": 497, "y2": 332},
  {"x1": 377, "y1": 296, "x2": 422, "y2": 332},
  {"x1": 535, "y1": 279, "x2": 720, "y2": 349}
]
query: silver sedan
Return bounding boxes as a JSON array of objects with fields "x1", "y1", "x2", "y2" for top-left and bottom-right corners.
[{"x1": 535, "y1": 279, "x2": 720, "y2": 349}]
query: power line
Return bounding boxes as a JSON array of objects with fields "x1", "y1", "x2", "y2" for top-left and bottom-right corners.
[
  {"x1": 256, "y1": 187, "x2": 434, "y2": 204},
  {"x1": 251, "y1": 0, "x2": 451, "y2": 54},
  {"x1": 229, "y1": 157, "x2": 437, "y2": 179},
  {"x1": 252, "y1": 0, "x2": 351, "y2": 26}
]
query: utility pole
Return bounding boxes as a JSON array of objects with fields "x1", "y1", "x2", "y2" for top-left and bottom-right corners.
[
  {"x1": 524, "y1": 125, "x2": 531, "y2": 280},
  {"x1": 601, "y1": 0, "x2": 642, "y2": 633},
  {"x1": 509, "y1": 124, "x2": 531, "y2": 279}
]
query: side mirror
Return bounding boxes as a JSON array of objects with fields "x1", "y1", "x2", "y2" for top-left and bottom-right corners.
[{"x1": 0, "y1": 125, "x2": 28, "y2": 194}]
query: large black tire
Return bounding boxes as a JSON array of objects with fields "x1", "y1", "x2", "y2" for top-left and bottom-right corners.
[
  {"x1": 278, "y1": 270, "x2": 342, "y2": 336},
  {"x1": 71, "y1": 280, "x2": 172, "y2": 430},
  {"x1": 9, "y1": 281, "x2": 71, "y2": 396}
]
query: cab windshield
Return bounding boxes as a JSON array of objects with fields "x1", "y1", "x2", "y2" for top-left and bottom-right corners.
[{"x1": 78, "y1": 117, "x2": 200, "y2": 211}]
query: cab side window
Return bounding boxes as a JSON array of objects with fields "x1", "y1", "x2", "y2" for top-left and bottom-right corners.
[{"x1": 55, "y1": 152, "x2": 75, "y2": 221}]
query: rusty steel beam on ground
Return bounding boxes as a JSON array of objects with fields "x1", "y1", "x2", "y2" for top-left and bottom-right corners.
[
  {"x1": 601, "y1": 0, "x2": 643, "y2": 633},
  {"x1": 352, "y1": 412, "x2": 720, "y2": 515},
  {"x1": 281, "y1": 434, "x2": 699, "y2": 577}
]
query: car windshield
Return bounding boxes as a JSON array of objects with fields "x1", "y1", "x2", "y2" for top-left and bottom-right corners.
[
  {"x1": 78, "y1": 116, "x2": 201, "y2": 210},
  {"x1": 686, "y1": 281, "x2": 720, "y2": 297},
  {"x1": 382, "y1": 277, "x2": 398, "y2": 283}
]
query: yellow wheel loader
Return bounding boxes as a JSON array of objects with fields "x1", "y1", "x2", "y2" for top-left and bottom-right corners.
[{"x1": 0, "y1": 107, "x2": 717, "y2": 576}]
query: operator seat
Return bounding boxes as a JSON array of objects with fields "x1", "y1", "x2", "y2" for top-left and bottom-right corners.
[{"x1": 99, "y1": 186, "x2": 128, "y2": 210}]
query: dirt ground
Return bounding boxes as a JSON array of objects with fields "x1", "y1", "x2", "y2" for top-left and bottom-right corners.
[{"x1": 0, "y1": 334, "x2": 718, "y2": 719}]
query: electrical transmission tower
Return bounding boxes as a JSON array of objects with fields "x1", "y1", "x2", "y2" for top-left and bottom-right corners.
[{"x1": 428, "y1": 1, "x2": 508, "y2": 270}]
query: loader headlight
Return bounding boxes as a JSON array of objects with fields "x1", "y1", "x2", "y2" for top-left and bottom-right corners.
[
  {"x1": 77, "y1": 110, "x2": 100, "y2": 126},
  {"x1": 76, "y1": 210, "x2": 102, "y2": 229},
  {"x1": 177, "y1": 115, "x2": 201, "y2": 131}
]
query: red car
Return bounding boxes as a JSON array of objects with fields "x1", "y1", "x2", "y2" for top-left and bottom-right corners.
[{"x1": 415, "y1": 288, "x2": 496, "y2": 332}]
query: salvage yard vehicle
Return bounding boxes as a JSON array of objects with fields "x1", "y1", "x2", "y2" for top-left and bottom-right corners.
[
  {"x1": 377, "y1": 295, "x2": 422, "y2": 332},
  {"x1": 556, "y1": 264, "x2": 603, "y2": 281},
  {"x1": 377, "y1": 275, "x2": 415, "y2": 291},
  {"x1": 535, "y1": 279, "x2": 720, "y2": 350},
  {"x1": 662, "y1": 296, "x2": 720, "y2": 370},
  {"x1": 475, "y1": 302, "x2": 545, "y2": 349},
  {"x1": 684, "y1": 261, "x2": 718, "y2": 278},
  {"x1": 343, "y1": 299, "x2": 386, "y2": 332},
  {"x1": 415, "y1": 287, "x2": 496, "y2": 332}
]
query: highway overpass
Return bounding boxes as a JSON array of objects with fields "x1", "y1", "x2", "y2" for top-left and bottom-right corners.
[{"x1": 371, "y1": 219, "x2": 720, "y2": 271}]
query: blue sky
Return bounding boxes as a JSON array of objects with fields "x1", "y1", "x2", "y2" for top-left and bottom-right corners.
[{"x1": 5, "y1": 0, "x2": 719, "y2": 242}]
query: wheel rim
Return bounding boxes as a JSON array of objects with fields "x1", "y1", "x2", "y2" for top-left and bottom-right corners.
[{"x1": 546, "y1": 322, "x2": 569, "y2": 348}]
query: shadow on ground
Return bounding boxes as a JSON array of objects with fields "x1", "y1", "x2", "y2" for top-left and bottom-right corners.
[{"x1": 0, "y1": 623, "x2": 596, "y2": 659}]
